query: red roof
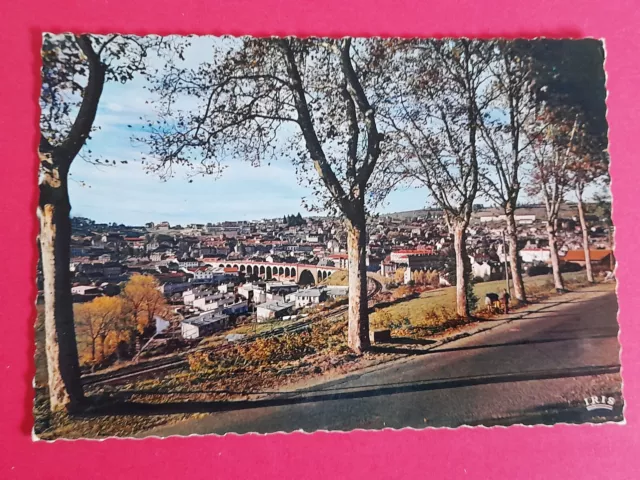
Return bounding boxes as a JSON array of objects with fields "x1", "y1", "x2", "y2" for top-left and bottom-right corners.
[
  {"x1": 224, "y1": 267, "x2": 239, "y2": 273},
  {"x1": 564, "y1": 249, "x2": 612, "y2": 262}
]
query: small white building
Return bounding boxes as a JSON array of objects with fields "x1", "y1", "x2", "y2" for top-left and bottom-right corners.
[
  {"x1": 520, "y1": 248, "x2": 551, "y2": 264},
  {"x1": 238, "y1": 283, "x2": 267, "y2": 303},
  {"x1": 181, "y1": 312, "x2": 230, "y2": 339},
  {"x1": 223, "y1": 300, "x2": 249, "y2": 315},
  {"x1": 179, "y1": 258, "x2": 200, "y2": 269},
  {"x1": 154, "y1": 315, "x2": 171, "y2": 334},
  {"x1": 71, "y1": 285, "x2": 102, "y2": 296},
  {"x1": 192, "y1": 293, "x2": 234, "y2": 312},
  {"x1": 326, "y1": 285, "x2": 349, "y2": 298},
  {"x1": 183, "y1": 288, "x2": 217, "y2": 306},
  {"x1": 218, "y1": 283, "x2": 234, "y2": 294},
  {"x1": 470, "y1": 256, "x2": 492, "y2": 281},
  {"x1": 238, "y1": 283, "x2": 255, "y2": 300},
  {"x1": 192, "y1": 267, "x2": 216, "y2": 281},
  {"x1": 256, "y1": 301, "x2": 295, "y2": 322},
  {"x1": 292, "y1": 287, "x2": 328, "y2": 308}
]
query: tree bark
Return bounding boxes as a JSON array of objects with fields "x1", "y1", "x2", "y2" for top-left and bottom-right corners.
[
  {"x1": 38, "y1": 35, "x2": 106, "y2": 411},
  {"x1": 38, "y1": 167, "x2": 85, "y2": 410},
  {"x1": 453, "y1": 223, "x2": 471, "y2": 318},
  {"x1": 546, "y1": 220, "x2": 565, "y2": 291},
  {"x1": 576, "y1": 186, "x2": 594, "y2": 283},
  {"x1": 505, "y1": 211, "x2": 526, "y2": 302},
  {"x1": 345, "y1": 216, "x2": 370, "y2": 354}
]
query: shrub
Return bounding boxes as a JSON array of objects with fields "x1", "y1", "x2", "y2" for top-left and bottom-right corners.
[
  {"x1": 309, "y1": 319, "x2": 347, "y2": 352},
  {"x1": 239, "y1": 334, "x2": 314, "y2": 363},
  {"x1": 393, "y1": 285, "x2": 414, "y2": 300},
  {"x1": 370, "y1": 310, "x2": 405, "y2": 330}
]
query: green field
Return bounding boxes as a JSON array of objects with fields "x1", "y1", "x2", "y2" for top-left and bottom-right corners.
[{"x1": 370, "y1": 272, "x2": 589, "y2": 326}]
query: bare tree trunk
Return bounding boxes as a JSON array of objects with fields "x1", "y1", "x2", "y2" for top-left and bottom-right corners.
[
  {"x1": 99, "y1": 334, "x2": 106, "y2": 361},
  {"x1": 576, "y1": 187, "x2": 594, "y2": 283},
  {"x1": 345, "y1": 216, "x2": 370, "y2": 354},
  {"x1": 546, "y1": 220, "x2": 565, "y2": 291},
  {"x1": 38, "y1": 169, "x2": 85, "y2": 411},
  {"x1": 453, "y1": 224, "x2": 471, "y2": 318},
  {"x1": 506, "y1": 211, "x2": 526, "y2": 302}
]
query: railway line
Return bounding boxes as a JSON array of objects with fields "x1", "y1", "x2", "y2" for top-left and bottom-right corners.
[{"x1": 82, "y1": 277, "x2": 382, "y2": 387}]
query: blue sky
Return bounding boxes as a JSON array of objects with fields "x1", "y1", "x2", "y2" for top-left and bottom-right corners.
[
  {"x1": 64, "y1": 36, "x2": 597, "y2": 226},
  {"x1": 66, "y1": 39, "x2": 434, "y2": 226},
  {"x1": 68, "y1": 78, "x2": 431, "y2": 225}
]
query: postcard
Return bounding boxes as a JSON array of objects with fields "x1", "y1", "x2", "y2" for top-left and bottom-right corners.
[{"x1": 34, "y1": 35, "x2": 621, "y2": 439}]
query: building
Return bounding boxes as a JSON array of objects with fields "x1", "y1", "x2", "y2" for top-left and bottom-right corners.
[
  {"x1": 292, "y1": 287, "x2": 328, "y2": 308},
  {"x1": 178, "y1": 257, "x2": 199, "y2": 269},
  {"x1": 181, "y1": 312, "x2": 230, "y2": 339},
  {"x1": 325, "y1": 285, "x2": 349, "y2": 298},
  {"x1": 327, "y1": 253, "x2": 349, "y2": 269},
  {"x1": 520, "y1": 248, "x2": 551, "y2": 264},
  {"x1": 71, "y1": 285, "x2": 102, "y2": 296},
  {"x1": 154, "y1": 315, "x2": 171, "y2": 334},
  {"x1": 392, "y1": 250, "x2": 445, "y2": 283},
  {"x1": 479, "y1": 214, "x2": 536, "y2": 225},
  {"x1": 563, "y1": 249, "x2": 614, "y2": 269},
  {"x1": 159, "y1": 281, "x2": 192, "y2": 295},
  {"x1": 470, "y1": 256, "x2": 493, "y2": 281},
  {"x1": 192, "y1": 293, "x2": 234, "y2": 312},
  {"x1": 182, "y1": 288, "x2": 215, "y2": 305},
  {"x1": 256, "y1": 300, "x2": 295, "y2": 322},
  {"x1": 379, "y1": 256, "x2": 396, "y2": 277},
  {"x1": 223, "y1": 300, "x2": 249, "y2": 316},
  {"x1": 265, "y1": 281, "x2": 299, "y2": 296},
  {"x1": 238, "y1": 283, "x2": 269, "y2": 303},
  {"x1": 191, "y1": 266, "x2": 216, "y2": 281}
]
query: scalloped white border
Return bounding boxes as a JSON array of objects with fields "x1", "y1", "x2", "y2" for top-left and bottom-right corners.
[{"x1": 32, "y1": 33, "x2": 624, "y2": 443}]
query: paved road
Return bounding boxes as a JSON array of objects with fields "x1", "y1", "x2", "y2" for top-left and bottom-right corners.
[{"x1": 146, "y1": 284, "x2": 622, "y2": 436}]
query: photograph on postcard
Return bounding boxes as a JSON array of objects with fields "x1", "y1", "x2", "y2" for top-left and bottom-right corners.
[{"x1": 34, "y1": 35, "x2": 621, "y2": 439}]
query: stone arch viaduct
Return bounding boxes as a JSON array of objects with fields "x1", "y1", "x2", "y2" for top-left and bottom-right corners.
[{"x1": 210, "y1": 260, "x2": 342, "y2": 284}]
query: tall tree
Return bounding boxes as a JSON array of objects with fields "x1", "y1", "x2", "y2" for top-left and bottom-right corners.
[
  {"x1": 523, "y1": 40, "x2": 609, "y2": 284},
  {"x1": 122, "y1": 273, "x2": 167, "y2": 336},
  {"x1": 383, "y1": 39, "x2": 492, "y2": 318},
  {"x1": 143, "y1": 37, "x2": 394, "y2": 353},
  {"x1": 527, "y1": 112, "x2": 577, "y2": 291},
  {"x1": 477, "y1": 41, "x2": 539, "y2": 303},
  {"x1": 75, "y1": 296, "x2": 125, "y2": 364},
  {"x1": 39, "y1": 34, "x2": 157, "y2": 409},
  {"x1": 569, "y1": 124, "x2": 609, "y2": 282}
]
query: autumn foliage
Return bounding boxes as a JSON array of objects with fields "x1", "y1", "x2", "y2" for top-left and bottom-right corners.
[{"x1": 75, "y1": 274, "x2": 169, "y2": 368}]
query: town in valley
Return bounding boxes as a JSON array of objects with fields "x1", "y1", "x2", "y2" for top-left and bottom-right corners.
[{"x1": 35, "y1": 35, "x2": 621, "y2": 438}]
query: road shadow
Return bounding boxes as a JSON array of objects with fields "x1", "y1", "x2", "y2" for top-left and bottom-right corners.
[
  {"x1": 386, "y1": 337, "x2": 438, "y2": 346},
  {"x1": 77, "y1": 364, "x2": 621, "y2": 418},
  {"x1": 430, "y1": 333, "x2": 619, "y2": 354}
]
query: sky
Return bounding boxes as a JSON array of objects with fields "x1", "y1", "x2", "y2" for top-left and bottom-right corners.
[
  {"x1": 61, "y1": 36, "x2": 604, "y2": 226},
  {"x1": 65, "y1": 36, "x2": 435, "y2": 225}
]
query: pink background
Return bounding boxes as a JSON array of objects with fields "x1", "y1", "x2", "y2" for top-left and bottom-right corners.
[{"x1": 1, "y1": 0, "x2": 639, "y2": 478}]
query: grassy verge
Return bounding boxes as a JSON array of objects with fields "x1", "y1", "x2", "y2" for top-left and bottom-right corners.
[{"x1": 369, "y1": 272, "x2": 589, "y2": 333}]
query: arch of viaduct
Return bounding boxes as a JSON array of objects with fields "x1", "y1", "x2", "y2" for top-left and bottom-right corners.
[{"x1": 213, "y1": 261, "x2": 341, "y2": 284}]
